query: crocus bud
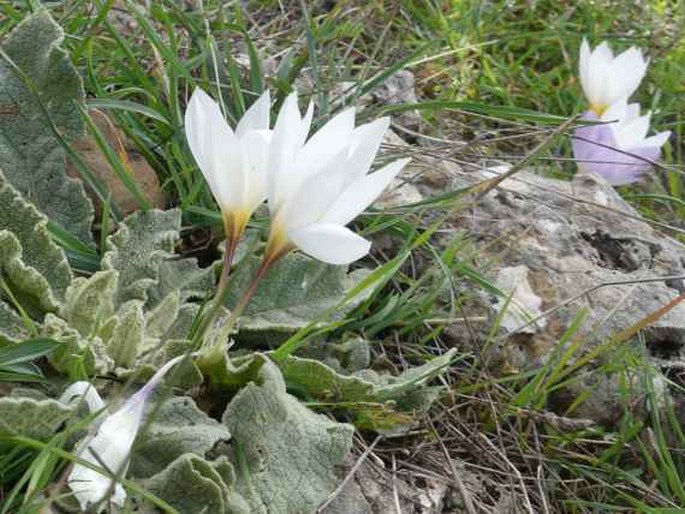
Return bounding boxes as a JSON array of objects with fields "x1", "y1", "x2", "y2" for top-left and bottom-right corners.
[{"x1": 63, "y1": 356, "x2": 183, "y2": 511}]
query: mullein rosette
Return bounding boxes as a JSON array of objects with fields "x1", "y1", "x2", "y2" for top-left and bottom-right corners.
[{"x1": 572, "y1": 39, "x2": 670, "y2": 185}]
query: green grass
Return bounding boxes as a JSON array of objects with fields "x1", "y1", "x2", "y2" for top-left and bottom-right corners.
[{"x1": 0, "y1": 0, "x2": 684, "y2": 512}]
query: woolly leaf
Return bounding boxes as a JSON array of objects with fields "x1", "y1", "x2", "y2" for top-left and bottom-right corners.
[
  {"x1": 0, "y1": 231, "x2": 60, "y2": 316},
  {"x1": 0, "y1": 10, "x2": 93, "y2": 243},
  {"x1": 105, "y1": 300, "x2": 145, "y2": 367},
  {"x1": 372, "y1": 347, "x2": 458, "y2": 403},
  {"x1": 226, "y1": 253, "x2": 370, "y2": 342},
  {"x1": 278, "y1": 356, "x2": 376, "y2": 402},
  {"x1": 132, "y1": 396, "x2": 231, "y2": 478},
  {"x1": 223, "y1": 360, "x2": 353, "y2": 513},
  {"x1": 144, "y1": 290, "x2": 180, "y2": 340},
  {"x1": 278, "y1": 349, "x2": 458, "y2": 430},
  {"x1": 0, "y1": 396, "x2": 73, "y2": 440},
  {"x1": 101, "y1": 209, "x2": 213, "y2": 308},
  {"x1": 43, "y1": 313, "x2": 111, "y2": 375},
  {"x1": 0, "y1": 173, "x2": 72, "y2": 312},
  {"x1": 60, "y1": 270, "x2": 117, "y2": 337},
  {"x1": 0, "y1": 300, "x2": 29, "y2": 344},
  {"x1": 141, "y1": 455, "x2": 249, "y2": 514}
]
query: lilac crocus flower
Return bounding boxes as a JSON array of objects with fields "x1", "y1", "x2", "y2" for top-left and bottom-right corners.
[
  {"x1": 572, "y1": 99, "x2": 670, "y2": 186},
  {"x1": 60, "y1": 356, "x2": 183, "y2": 512}
]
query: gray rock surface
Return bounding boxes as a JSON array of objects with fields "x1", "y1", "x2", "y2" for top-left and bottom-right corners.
[
  {"x1": 379, "y1": 139, "x2": 685, "y2": 413},
  {"x1": 463, "y1": 166, "x2": 685, "y2": 359}
]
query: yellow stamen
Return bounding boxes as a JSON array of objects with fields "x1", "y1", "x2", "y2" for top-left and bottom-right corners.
[{"x1": 590, "y1": 103, "x2": 608, "y2": 117}]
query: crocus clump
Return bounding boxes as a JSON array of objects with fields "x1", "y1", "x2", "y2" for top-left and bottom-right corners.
[{"x1": 572, "y1": 39, "x2": 669, "y2": 185}]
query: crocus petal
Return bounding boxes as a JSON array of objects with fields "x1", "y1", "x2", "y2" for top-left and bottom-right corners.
[
  {"x1": 235, "y1": 90, "x2": 271, "y2": 139},
  {"x1": 345, "y1": 117, "x2": 391, "y2": 185},
  {"x1": 277, "y1": 149, "x2": 349, "y2": 231},
  {"x1": 579, "y1": 40, "x2": 648, "y2": 112},
  {"x1": 322, "y1": 158, "x2": 409, "y2": 226},
  {"x1": 289, "y1": 223, "x2": 371, "y2": 265},
  {"x1": 67, "y1": 356, "x2": 183, "y2": 512},
  {"x1": 298, "y1": 108, "x2": 356, "y2": 171},
  {"x1": 298, "y1": 101, "x2": 315, "y2": 148},
  {"x1": 185, "y1": 89, "x2": 244, "y2": 210},
  {"x1": 268, "y1": 93, "x2": 304, "y2": 210},
  {"x1": 586, "y1": 144, "x2": 660, "y2": 186},
  {"x1": 614, "y1": 113, "x2": 650, "y2": 148},
  {"x1": 643, "y1": 131, "x2": 670, "y2": 148},
  {"x1": 579, "y1": 39, "x2": 592, "y2": 101},
  {"x1": 610, "y1": 47, "x2": 648, "y2": 101},
  {"x1": 240, "y1": 129, "x2": 271, "y2": 213},
  {"x1": 601, "y1": 97, "x2": 628, "y2": 123}
]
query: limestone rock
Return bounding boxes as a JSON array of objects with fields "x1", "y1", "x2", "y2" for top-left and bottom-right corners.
[{"x1": 461, "y1": 167, "x2": 685, "y2": 358}]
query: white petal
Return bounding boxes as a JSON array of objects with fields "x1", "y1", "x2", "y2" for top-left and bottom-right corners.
[
  {"x1": 240, "y1": 130, "x2": 271, "y2": 213},
  {"x1": 298, "y1": 100, "x2": 314, "y2": 148},
  {"x1": 268, "y1": 93, "x2": 303, "y2": 209},
  {"x1": 579, "y1": 39, "x2": 592, "y2": 101},
  {"x1": 68, "y1": 401, "x2": 142, "y2": 511},
  {"x1": 593, "y1": 41, "x2": 614, "y2": 63},
  {"x1": 278, "y1": 150, "x2": 349, "y2": 231},
  {"x1": 322, "y1": 158, "x2": 409, "y2": 226},
  {"x1": 615, "y1": 113, "x2": 650, "y2": 148},
  {"x1": 601, "y1": 97, "x2": 628, "y2": 122},
  {"x1": 345, "y1": 117, "x2": 391, "y2": 185},
  {"x1": 289, "y1": 223, "x2": 371, "y2": 265},
  {"x1": 185, "y1": 89, "x2": 244, "y2": 209},
  {"x1": 643, "y1": 130, "x2": 670, "y2": 148},
  {"x1": 298, "y1": 108, "x2": 356, "y2": 170},
  {"x1": 625, "y1": 102, "x2": 641, "y2": 121},
  {"x1": 610, "y1": 47, "x2": 647, "y2": 101},
  {"x1": 235, "y1": 90, "x2": 271, "y2": 139}
]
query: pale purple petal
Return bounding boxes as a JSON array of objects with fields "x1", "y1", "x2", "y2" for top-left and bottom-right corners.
[{"x1": 572, "y1": 111, "x2": 660, "y2": 186}]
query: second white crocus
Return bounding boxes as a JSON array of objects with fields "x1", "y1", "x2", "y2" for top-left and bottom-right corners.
[
  {"x1": 61, "y1": 356, "x2": 183, "y2": 512},
  {"x1": 264, "y1": 93, "x2": 409, "y2": 265},
  {"x1": 572, "y1": 98, "x2": 670, "y2": 185},
  {"x1": 579, "y1": 38, "x2": 648, "y2": 116},
  {"x1": 185, "y1": 88, "x2": 271, "y2": 241}
]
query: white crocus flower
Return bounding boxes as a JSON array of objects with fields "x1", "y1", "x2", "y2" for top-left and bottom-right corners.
[
  {"x1": 61, "y1": 356, "x2": 183, "y2": 512},
  {"x1": 185, "y1": 88, "x2": 271, "y2": 240},
  {"x1": 579, "y1": 38, "x2": 648, "y2": 116},
  {"x1": 264, "y1": 93, "x2": 409, "y2": 265}
]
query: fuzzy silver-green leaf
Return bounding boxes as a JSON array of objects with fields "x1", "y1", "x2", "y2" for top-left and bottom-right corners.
[
  {"x1": 0, "y1": 10, "x2": 93, "y2": 243},
  {"x1": 132, "y1": 396, "x2": 231, "y2": 478},
  {"x1": 223, "y1": 360, "x2": 353, "y2": 513}
]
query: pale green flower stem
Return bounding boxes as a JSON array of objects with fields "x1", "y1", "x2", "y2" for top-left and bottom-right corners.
[{"x1": 210, "y1": 245, "x2": 292, "y2": 350}]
